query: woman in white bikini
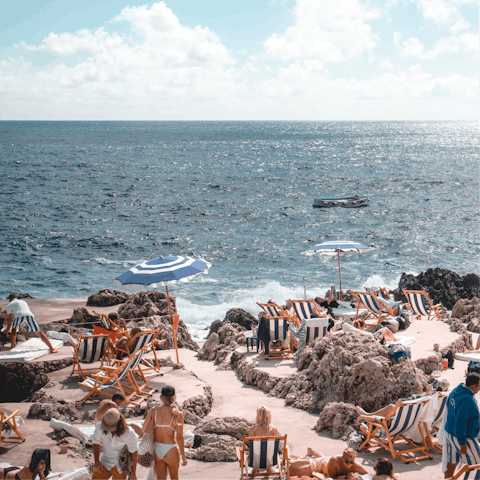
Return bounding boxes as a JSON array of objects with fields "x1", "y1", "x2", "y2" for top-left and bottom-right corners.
[{"x1": 142, "y1": 386, "x2": 187, "y2": 480}]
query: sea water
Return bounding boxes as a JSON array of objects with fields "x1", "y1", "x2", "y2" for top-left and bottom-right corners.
[{"x1": 0, "y1": 121, "x2": 478, "y2": 338}]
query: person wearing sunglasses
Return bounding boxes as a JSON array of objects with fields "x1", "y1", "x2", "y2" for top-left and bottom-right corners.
[{"x1": 0, "y1": 448, "x2": 51, "y2": 479}]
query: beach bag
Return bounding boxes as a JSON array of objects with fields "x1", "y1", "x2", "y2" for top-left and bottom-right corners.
[
  {"x1": 138, "y1": 421, "x2": 155, "y2": 468},
  {"x1": 443, "y1": 349, "x2": 454, "y2": 369},
  {"x1": 388, "y1": 343, "x2": 411, "y2": 360},
  {"x1": 119, "y1": 445, "x2": 133, "y2": 476}
]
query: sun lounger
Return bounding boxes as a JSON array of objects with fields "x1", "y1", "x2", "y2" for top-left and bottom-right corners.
[
  {"x1": 77, "y1": 348, "x2": 156, "y2": 407},
  {"x1": 349, "y1": 290, "x2": 395, "y2": 331},
  {"x1": 0, "y1": 409, "x2": 25, "y2": 444},
  {"x1": 341, "y1": 323, "x2": 415, "y2": 345},
  {"x1": 403, "y1": 289, "x2": 443, "y2": 321},
  {"x1": 451, "y1": 464, "x2": 480, "y2": 480},
  {"x1": 71, "y1": 334, "x2": 110, "y2": 379},
  {"x1": 305, "y1": 318, "x2": 330, "y2": 344},
  {"x1": 236, "y1": 435, "x2": 290, "y2": 480},
  {"x1": 289, "y1": 299, "x2": 323, "y2": 323},
  {"x1": 359, "y1": 397, "x2": 432, "y2": 463}
]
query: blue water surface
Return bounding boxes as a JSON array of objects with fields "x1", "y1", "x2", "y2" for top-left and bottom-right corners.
[{"x1": 0, "y1": 121, "x2": 478, "y2": 335}]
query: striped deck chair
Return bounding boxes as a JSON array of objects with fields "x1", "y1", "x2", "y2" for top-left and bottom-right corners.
[
  {"x1": 403, "y1": 289, "x2": 443, "y2": 321},
  {"x1": 289, "y1": 298, "x2": 323, "y2": 322},
  {"x1": 349, "y1": 290, "x2": 395, "y2": 332},
  {"x1": 94, "y1": 311, "x2": 130, "y2": 337},
  {"x1": 305, "y1": 318, "x2": 330, "y2": 345},
  {"x1": 116, "y1": 329, "x2": 162, "y2": 377},
  {"x1": 421, "y1": 392, "x2": 448, "y2": 451},
  {"x1": 71, "y1": 334, "x2": 110, "y2": 379},
  {"x1": 77, "y1": 349, "x2": 156, "y2": 407},
  {"x1": 358, "y1": 397, "x2": 432, "y2": 463},
  {"x1": 236, "y1": 435, "x2": 290, "y2": 480},
  {"x1": 0, "y1": 409, "x2": 25, "y2": 445},
  {"x1": 365, "y1": 286, "x2": 391, "y2": 300},
  {"x1": 451, "y1": 464, "x2": 480, "y2": 480}
]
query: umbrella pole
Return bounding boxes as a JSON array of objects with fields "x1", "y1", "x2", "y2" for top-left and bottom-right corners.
[
  {"x1": 165, "y1": 285, "x2": 180, "y2": 363},
  {"x1": 337, "y1": 251, "x2": 343, "y2": 300}
]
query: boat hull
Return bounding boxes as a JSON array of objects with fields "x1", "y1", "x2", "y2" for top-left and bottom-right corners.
[{"x1": 313, "y1": 197, "x2": 369, "y2": 208}]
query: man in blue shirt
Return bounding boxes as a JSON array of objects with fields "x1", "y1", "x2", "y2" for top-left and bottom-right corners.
[{"x1": 444, "y1": 373, "x2": 480, "y2": 479}]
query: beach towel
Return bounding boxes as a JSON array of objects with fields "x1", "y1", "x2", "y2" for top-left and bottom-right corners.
[
  {"x1": 341, "y1": 323, "x2": 416, "y2": 346},
  {"x1": 454, "y1": 352, "x2": 480, "y2": 363},
  {"x1": 0, "y1": 338, "x2": 63, "y2": 363}
]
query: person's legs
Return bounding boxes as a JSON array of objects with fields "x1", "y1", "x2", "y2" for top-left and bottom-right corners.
[
  {"x1": 379, "y1": 327, "x2": 397, "y2": 342},
  {"x1": 37, "y1": 331, "x2": 59, "y2": 353},
  {"x1": 163, "y1": 446, "x2": 181, "y2": 480},
  {"x1": 110, "y1": 467, "x2": 127, "y2": 479},
  {"x1": 444, "y1": 432, "x2": 462, "y2": 478},
  {"x1": 10, "y1": 328, "x2": 18, "y2": 349},
  {"x1": 92, "y1": 463, "x2": 113, "y2": 479},
  {"x1": 356, "y1": 404, "x2": 395, "y2": 423}
]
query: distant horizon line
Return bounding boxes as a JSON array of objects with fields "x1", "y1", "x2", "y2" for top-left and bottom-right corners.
[{"x1": 0, "y1": 119, "x2": 476, "y2": 122}]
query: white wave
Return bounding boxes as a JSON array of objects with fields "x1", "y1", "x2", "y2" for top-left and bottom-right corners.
[{"x1": 363, "y1": 274, "x2": 401, "y2": 292}]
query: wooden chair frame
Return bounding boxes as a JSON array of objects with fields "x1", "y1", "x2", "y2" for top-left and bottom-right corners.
[
  {"x1": 451, "y1": 464, "x2": 480, "y2": 480},
  {"x1": 288, "y1": 299, "x2": 323, "y2": 324},
  {"x1": 349, "y1": 290, "x2": 394, "y2": 332},
  {"x1": 0, "y1": 409, "x2": 25, "y2": 444},
  {"x1": 236, "y1": 434, "x2": 290, "y2": 480},
  {"x1": 93, "y1": 311, "x2": 130, "y2": 338},
  {"x1": 402, "y1": 289, "x2": 443, "y2": 321},
  {"x1": 358, "y1": 399, "x2": 432, "y2": 463},
  {"x1": 71, "y1": 333, "x2": 110, "y2": 379},
  {"x1": 420, "y1": 392, "x2": 448, "y2": 452}
]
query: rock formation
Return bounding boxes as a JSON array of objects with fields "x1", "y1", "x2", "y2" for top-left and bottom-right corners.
[
  {"x1": 117, "y1": 290, "x2": 174, "y2": 319},
  {"x1": 393, "y1": 268, "x2": 479, "y2": 309},
  {"x1": 28, "y1": 390, "x2": 82, "y2": 423},
  {"x1": 314, "y1": 402, "x2": 358, "y2": 440},
  {"x1": 447, "y1": 298, "x2": 480, "y2": 333},
  {"x1": 86, "y1": 288, "x2": 130, "y2": 306},
  {"x1": 70, "y1": 308, "x2": 103, "y2": 326}
]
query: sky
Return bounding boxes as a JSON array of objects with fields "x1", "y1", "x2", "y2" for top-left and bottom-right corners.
[{"x1": 0, "y1": 0, "x2": 478, "y2": 120}]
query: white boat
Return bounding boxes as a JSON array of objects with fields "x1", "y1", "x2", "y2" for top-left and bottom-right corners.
[{"x1": 313, "y1": 195, "x2": 369, "y2": 208}]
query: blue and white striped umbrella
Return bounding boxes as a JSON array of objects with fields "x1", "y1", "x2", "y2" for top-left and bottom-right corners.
[
  {"x1": 302, "y1": 240, "x2": 372, "y2": 257},
  {"x1": 114, "y1": 255, "x2": 212, "y2": 290},
  {"x1": 301, "y1": 240, "x2": 372, "y2": 297}
]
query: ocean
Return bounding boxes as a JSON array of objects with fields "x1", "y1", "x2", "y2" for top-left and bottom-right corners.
[{"x1": 1, "y1": 121, "x2": 478, "y2": 339}]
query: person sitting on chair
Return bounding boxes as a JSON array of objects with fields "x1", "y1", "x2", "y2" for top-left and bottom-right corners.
[
  {"x1": 316, "y1": 286, "x2": 340, "y2": 309},
  {"x1": 249, "y1": 406, "x2": 279, "y2": 437},
  {"x1": 0, "y1": 448, "x2": 51, "y2": 479},
  {"x1": 353, "y1": 318, "x2": 398, "y2": 344}
]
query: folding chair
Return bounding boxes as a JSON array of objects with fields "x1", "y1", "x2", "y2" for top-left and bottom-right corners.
[
  {"x1": 358, "y1": 397, "x2": 432, "y2": 463},
  {"x1": 257, "y1": 302, "x2": 294, "y2": 360},
  {"x1": 403, "y1": 289, "x2": 443, "y2": 321},
  {"x1": 116, "y1": 329, "x2": 162, "y2": 377},
  {"x1": 0, "y1": 409, "x2": 25, "y2": 445},
  {"x1": 420, "y1": 392, "x2": 448, "y2": 451},
  {"x1": 451, "y1": 464, "x2": 480, "y2": 480},
  {"x1": 305, "y1": 318, "x2": 330, "y2": 345},
  {"x1": 349, "y1": 290, "x2": 395, "y2": 332},
  {"x1": 93, "y1": 311, "x2": 130, "y2": 337},
  {"x1": 236, "y1": 435, "x2": 290, "y2": 480},
  {"x1": 365, "y1": 286, "x2": 391, "y2": 300},
  {"x1": 77, "y1": 348, "x2": 156, "y2": 407},
  {"x1": 71, "y1": 334, "x2": 110, "y2": 379},
  {"x1": 289, "y1": 299, "x2": 323, "y2": 323}
]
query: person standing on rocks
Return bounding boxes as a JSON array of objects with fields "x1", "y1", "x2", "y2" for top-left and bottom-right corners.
[
  {"x1": 92, "y1": 408, "x2": 139, "y2": 479},
  {"x1": 2, "y1": 294, "x2": 58, "y2": 353},
  {"x1": 444, "y1": 372, "x2": 480, "y2": 479}
]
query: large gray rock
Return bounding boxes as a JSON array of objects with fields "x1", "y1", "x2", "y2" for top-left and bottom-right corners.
[
  {"x1": 118, "y1": 290, "x2": 173, "y2": 319},
  {"x1": 28, "y1": 390, "x2": 82, "y2": 423},
  {"x1": 314, "y1": 402, "x2": 358, "y2": 440},
  {"x1": 87, "y1": 288, "x2": 130, "y2": 307}
]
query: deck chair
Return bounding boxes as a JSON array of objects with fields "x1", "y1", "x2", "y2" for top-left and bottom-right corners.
[
  {"x1": 257, "y1": 302, "x2": 294, "y2": 360},
  {"x1": 71, "y1": 334, "x2": 110, "y2": 379},
  {"x1": 116, "y1": 329, "x2": 162, "y2": 377},
  {"x1": 403, "y1": 289, "x2": 443, "y2": 321},
  {"x1": 420, "y1": 392, "x2": 448, "y2": 451},
  {"x1": 289, "y1": 299, "x2": 323, "y2": 323},
  {"x1": 359, "y1": 397, "x2": 432, "y2": 463},
  {"x1": 451, "y1": 464, "x2": 480, "y2": 480},
  {"x1": 77, "y1": 348, "x2": 156, "y2": 407},
  {"x1": 94, "y1": 311, "x2": 130, "y2": 337},
  {"x1": 0, "y1": 409, "x2": 25, "y2": 445},
  {"x1": 236, "y1": 435, "x2": 290, "y2": 480},
  {"x1": 305, "y1": 318, "x2": 330, "y2": 345},
  {"x1": 365, "y1": 286, "x2": 391, "y2": 300},
  {"x1": 349, "y1": 290, "x2": 395, "y2": 332}
]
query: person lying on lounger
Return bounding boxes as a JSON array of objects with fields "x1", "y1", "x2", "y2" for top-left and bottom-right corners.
[
  {"x1": 0, "y1": 448, "x2": 51, "y2": 479},
  {"x1": 353, "y1": 318, "x2": 398, "y2": 344},
  {"x1": 289, "y1": 447, "x2": 369, "y2": 479}
]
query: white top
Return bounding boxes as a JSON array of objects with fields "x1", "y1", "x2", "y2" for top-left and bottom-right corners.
[
  {"x1": 6, "y1": 299, "x2": 34, "y2": 318},
  {"x1": 92, "y1": 422, "x2": 139, "y2": 472}
]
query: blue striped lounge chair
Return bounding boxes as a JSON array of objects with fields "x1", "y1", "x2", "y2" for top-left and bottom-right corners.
[
  {"x1": 236, "y1": 435, "x2": 290, "y2": 480},
  {"x1": 365, "y1": 286, "x2": 391, "y2": 300},
  {"x1": 305, "y1": 318, "x2": 330, "y2": 345},
  {"x1": 77, "y1": 348, "x2": 156, "y2": 407},
  {"x1": 358, "y1": 397, "x2": 432, "y2": 463},
  {"x1": 403, "y1": 289, "x2": 443, "y2": 321},
  {"x1": 257, "y1": 302, "x2": 293, "y2": 360},
  {"x1": 421, "y1": 392, "x2": 448, "y2": 451},
  {"x1": 349, "y1": 290, "x2": 396, "y2": 331},
  {"x1": 451, "y1": 464, "x2": 480, "y2": 480},
  {"x1": 1, "y1": 409, "x2": 25, "y2": 445},
  {"x1": 289, "y1": 299, "x2": 323, "y2": 323},
  {"x1": 71, "y1": 334, "x2": 110, "y2": 379},
  {"x1": 116, "y1": 329, "x2": 162, "y2": 377}
]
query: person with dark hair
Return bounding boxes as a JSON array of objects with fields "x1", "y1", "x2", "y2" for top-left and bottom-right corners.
[
  {"x1": 373, "y1": 458, "x2": 400, "y2": 479},
  {"x1": 1, "y1": 294, "x2": 58, "y2": 353},
  {"x1": 142, "y1": 386, "x2": 187, "y2": 479},
  {"x1": 0, "y1": 448, "x2": 51, "y2": 479},
  {"x1": 444, "y1": 373, "x2": 480, "y2": 479},
  {"x1": 94, "y1": 394, "x2": 126, "y2": 425},
  {"x1": 92, "y1": 408, "x2": 139, "y2": 479}
]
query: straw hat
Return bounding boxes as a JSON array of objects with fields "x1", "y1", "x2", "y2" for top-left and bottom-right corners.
[{"x1": 101, "y1": 408, "x2": 120, "y2": 432}]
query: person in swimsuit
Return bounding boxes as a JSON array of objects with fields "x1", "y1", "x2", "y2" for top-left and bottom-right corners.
[
  {"x1": 372, "y1": 458, "x2": 401, "y2": 480},
  {"x1": 142, "y1": 386, "x2": 187, "y2": 480},
  {"x1": 353, "y1": 318, "x2": 398, "y2": 344},
  {"x1": 0, "y1": 448, "x2": 51, "y2": 479},
  {"x1": 249, "y1": 406, "x2": 279, "y2": 437}
]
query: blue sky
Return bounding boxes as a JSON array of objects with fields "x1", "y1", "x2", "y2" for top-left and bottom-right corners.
[{"x1": 1, "y1": 0, "x2": 478, "y2": 120}]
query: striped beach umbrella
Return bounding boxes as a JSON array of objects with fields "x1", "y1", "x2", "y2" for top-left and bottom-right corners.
[
  {"x1": 114, "y1": 255, "x2": 211, "y2": 361},
  {"x1": 301, "y1": 240, "x2": 372, "y2": 298}
]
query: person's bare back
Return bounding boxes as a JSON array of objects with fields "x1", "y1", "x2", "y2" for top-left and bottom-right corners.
[{"x1": 320, "y1": 448, "x2": 368, "y2": 479}]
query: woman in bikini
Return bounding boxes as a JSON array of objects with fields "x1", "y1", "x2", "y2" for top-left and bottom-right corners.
[
  {"x1": 0, "y1": 449, "x2": 51, "y2": 479},
  {"x1": 142, "y1": 386, "x2": 187, "y2": 480}
]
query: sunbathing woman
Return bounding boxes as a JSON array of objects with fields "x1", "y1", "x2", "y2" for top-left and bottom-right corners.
[
  {"x1": 249, "y1": 406, "x2": 279, "y2": 437},
  {"x1": 0, "y1": 449, "x2": 51, "y2": 479},
  {"x1": 353, "y1": 318, "x2": 398, "y2": 344},
  {"x1": 373, "y1": 458, "x2": 401, "y2": 480},
  {"x1": 142, "y1": 386, "x2": 187, "y2": 480}
]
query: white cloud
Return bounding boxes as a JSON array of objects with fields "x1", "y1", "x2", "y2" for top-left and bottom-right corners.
[
  {"x1": 400, "y1": 32, "x2": 479, "y2": 58},
  {"x1": 379, "y1": 59, "x2": 394, "y2": 69},
  {"x1": 263, "y1": 0, "x2": 380, "y2": 62}
]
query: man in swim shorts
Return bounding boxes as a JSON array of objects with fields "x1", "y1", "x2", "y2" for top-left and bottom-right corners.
[{"x1": 2, "y1": 294, "x2": 58, "y2": 353}]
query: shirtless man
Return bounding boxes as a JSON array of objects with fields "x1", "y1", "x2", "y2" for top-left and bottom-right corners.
[{"x1": 290, "y1": 447, "x2": 368, "y2": 479}]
